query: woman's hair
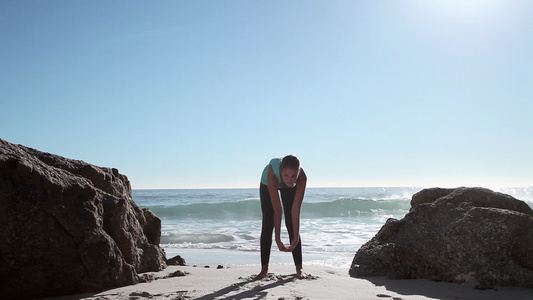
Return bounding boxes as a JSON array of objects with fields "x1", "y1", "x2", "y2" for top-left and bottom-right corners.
[{"x1": 280, "y1": 154, "x2": 300, "y2": 171}]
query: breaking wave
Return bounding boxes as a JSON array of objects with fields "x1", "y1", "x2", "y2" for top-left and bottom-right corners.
[{"x1": 148, "y1": 197, "x2": 411, "y2": 220}]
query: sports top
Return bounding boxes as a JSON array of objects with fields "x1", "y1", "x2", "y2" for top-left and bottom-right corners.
[{"x1": 260, "y1": 157, "x2": 296, "y2": 188}]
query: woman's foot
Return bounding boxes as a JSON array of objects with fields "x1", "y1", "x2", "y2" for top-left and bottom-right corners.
[
  {"x1": 254, "y1": 265, "x2": 269, "y2": 280},
  {"x1": 254, "y1": 271, "x2": 268, "y2": 280},
  {"x1": 295, "y1": 264, "x2": 308, "y2": 279}
]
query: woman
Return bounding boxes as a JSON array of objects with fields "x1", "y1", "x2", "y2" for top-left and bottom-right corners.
[{"x1": 255, "y1": 154, "x2": 307, "y2": 279}]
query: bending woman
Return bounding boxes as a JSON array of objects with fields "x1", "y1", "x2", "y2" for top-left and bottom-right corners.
[{"x1": 255, "y1": 155, "x2": 307, "y2": 279}]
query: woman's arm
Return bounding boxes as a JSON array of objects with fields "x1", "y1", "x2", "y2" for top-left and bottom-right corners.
[
  {"x1": 288, "y1": 168, "x2": 306, "y2": 251},
  {"x1": 267, "y1": 165, "x2": 289, "y2": 252}
]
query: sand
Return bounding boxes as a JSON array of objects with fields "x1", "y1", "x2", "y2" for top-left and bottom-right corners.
[{"x1": 43, "y1": 264, "x2": 533, "y2": 300}]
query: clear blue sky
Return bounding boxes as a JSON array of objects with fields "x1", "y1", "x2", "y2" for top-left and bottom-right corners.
[{"x1": 1, "y1": 1, "x2": 532, "y2": 189}]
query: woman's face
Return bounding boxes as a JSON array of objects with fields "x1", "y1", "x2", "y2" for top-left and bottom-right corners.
[{"x1": 280, "y1": 168, "x2": 299, "y2": 186}]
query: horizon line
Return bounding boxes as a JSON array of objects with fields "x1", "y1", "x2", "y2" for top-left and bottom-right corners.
[{"x1": 130, "y1": 185, "x2": 533, "y2": 190}]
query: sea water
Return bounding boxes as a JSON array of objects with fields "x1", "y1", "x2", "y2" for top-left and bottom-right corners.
[{"x1": 133, "y1": 187, "x2": 533, "y2": 269}]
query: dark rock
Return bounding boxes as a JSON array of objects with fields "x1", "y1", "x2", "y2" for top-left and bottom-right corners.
[
  {"x1": 168, "y1": 270, "x2": 187, "y2": 277},
  {"x1": 0, "y1": 138, "x2": 167, "y2": 299},
  {"x1": 167, "y1": 255, "x2": 187, "y2": 266},
  {"x1": 139, "y1": 273, "x2": 156, "y2": 283},
  {"x1": 130, "y1": 291, "x2": 152, "y2": 297},
  {"x1": 350, "y1": 187, "x2": 533, "y2": 288}
]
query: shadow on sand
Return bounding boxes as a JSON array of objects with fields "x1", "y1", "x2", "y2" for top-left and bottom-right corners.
[
  {"x1": 195, "y1": 274, "x2": 296, "y2": 300},
  {"x1": 363, "y1": 277, "x2": 533, "y2": 300}
]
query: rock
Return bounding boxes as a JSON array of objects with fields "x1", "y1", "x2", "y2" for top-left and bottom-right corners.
[
  {"x1": 167, "y1": 255, "x2": 187, "y2": 266},
  {"x1": 130, "y1": 291, "x2": 152, "y2": 297},
  {"x1": 0, "y1": 138, "x2": 167, "y2": 299},
  {"x1": 139, "y1": 273, "x2": 156, "y2": 283},
  {"x1": 168, "y1": 270, "x2": 187, "y2": 277},
  {"x1": 349, "y1": 187, "x2": 533, "y2": 288}
]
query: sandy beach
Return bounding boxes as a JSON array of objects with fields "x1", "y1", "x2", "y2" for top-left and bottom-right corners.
[{"x1": 41, "y1": 264, "x2": 533, "y2": 300}]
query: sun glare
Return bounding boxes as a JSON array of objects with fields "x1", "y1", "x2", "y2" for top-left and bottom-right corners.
[
  {"x1": 418, "y1": 0, "x2": 512, "y2": 26},
  {"x1": 430, "y1": 0, "x2": 505, "y2": 12}
]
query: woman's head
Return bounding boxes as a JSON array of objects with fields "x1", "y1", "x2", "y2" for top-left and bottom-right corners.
[
  {"x1": 280, "y1": 155, "x2": 300, "y2": 186},
  {"x1": 280, "y1": 155, "x2": 300, "y2": 171}
]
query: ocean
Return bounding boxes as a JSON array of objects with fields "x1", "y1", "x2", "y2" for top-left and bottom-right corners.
[{"x1": 133, "y1": 187, "x2": 533, "y2": 269}]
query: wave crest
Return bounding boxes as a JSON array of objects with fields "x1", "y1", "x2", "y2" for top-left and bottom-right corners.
[
  {"x1": 161, "y1": 233, "x2": 235, "y2": 244},
  {"x1": 148, "y1": 198, "x2": 410, "y2": 220}
]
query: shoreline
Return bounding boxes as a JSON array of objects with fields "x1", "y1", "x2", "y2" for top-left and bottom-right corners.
[
  {"x1": 163, "y1": 247, "x2": 355, "y2": 269},
  {"x1": 41, "y1": 265, "x2": 533, "y2": 300}
]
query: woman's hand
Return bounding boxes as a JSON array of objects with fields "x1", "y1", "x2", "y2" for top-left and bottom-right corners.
[
  {"x1": 286, "y1": 236, "x2": 300, "y2": 252},
  {"x1": 275, "y1": 238, "x2": 290, "y2": 252}
]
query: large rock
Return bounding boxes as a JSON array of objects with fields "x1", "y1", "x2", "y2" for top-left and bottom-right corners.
[
  {"x1": 0, "y1": 138, "x2": 167, "y2": 299},
  {"x1": 349, "y1": 187, "x2": 533, "y2": 288}
]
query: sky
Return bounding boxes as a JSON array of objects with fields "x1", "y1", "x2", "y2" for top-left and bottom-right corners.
[{"x1": 1, "y1": 0, "x2": 532, "y2": 189}]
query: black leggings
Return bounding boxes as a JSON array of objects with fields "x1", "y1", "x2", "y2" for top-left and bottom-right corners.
[{"x1": 259, "y1": 183, "x2": 303, "y2": 266}]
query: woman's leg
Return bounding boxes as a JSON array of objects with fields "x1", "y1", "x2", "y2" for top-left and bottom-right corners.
[
  {"x1": 256, "y1": 183, "x2": 274, "y2": 279},
  {"x1": 280, "y1": 187, "x2": 303, "y2": 269}
]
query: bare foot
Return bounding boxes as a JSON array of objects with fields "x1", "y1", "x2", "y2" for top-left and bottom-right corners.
[
  {"x1": 254, "y1": 271, "x2": 268, "y2": 280},
  {"x1": 296, "y1": 270, "x2": 309, "y2": 279},
  {"x1": 295, "y1": 264, "x2": 306, "y2": 279},
  {"x1": 254, "y1": 265, "x2": 269, "y2": 280}
]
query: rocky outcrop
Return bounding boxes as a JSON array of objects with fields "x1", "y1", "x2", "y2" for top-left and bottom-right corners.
[
  {"x1": 167, "y1": 255, "x2": 187, "y2": 266},
  {"x1": 0, "y1": 138, "x2": 166, "y2": 299},
  {"x1": 350, "y1": 187, "x2": 533, "y2": 288}
]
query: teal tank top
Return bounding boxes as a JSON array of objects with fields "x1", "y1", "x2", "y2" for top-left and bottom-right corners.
[{"x1": 260, "y1": 158, "x2": 295, "y2": 188}]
